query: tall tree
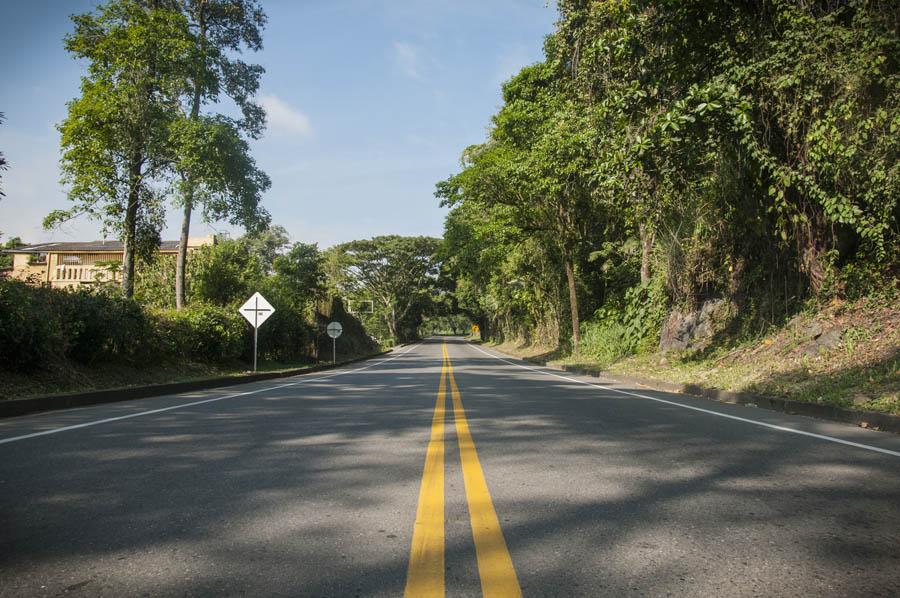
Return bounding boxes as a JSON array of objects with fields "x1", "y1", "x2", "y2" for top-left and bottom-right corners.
[
  {"x1": 52, "y1": 0, "x2": 194, "y2": 297},
  {"x1": 172, "y1": 0, "x2": 268, "y2": 309},
  {"x1": 439, "y1": 62, "x2": 595, "y2": 350}
]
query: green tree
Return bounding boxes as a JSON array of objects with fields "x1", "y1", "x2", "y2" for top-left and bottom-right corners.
[
  {"x1": 271, "y1": 242, "x2": 326, "y2": 310},
  {"x1": 189, "y1": 236, "x2": 265, "y2": 306},
  {"x1": 51, "y1": 0, "x2": 195, "y2": 298},
  {"x1": 327, "y1": 236, "x2": 442, "y2": 342},
  {"x1": 439, "y1": 62, "x2": 597, "y2": 350},
  {"x1": 172, "y1": 0, "x2": 269, "y2": 310},
  {"x1": 0, "y1": 235, "x2": 24, "y2": 271}
]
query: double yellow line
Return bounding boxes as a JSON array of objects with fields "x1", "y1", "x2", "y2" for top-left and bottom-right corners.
[{"x1": 405, "y1": 344, "x2": 521, "y2": 598}]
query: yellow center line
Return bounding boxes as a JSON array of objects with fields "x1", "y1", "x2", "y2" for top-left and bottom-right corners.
[
  {"x1": 404, "y1": 353, "x2": 447, "y2": 597},
  {"x1": 445, "y1": 344, "x2": 522, "y2": 598}
]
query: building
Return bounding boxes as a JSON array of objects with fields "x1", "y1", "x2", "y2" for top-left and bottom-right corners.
[{"x1": 2, "y1": 236, "x2": 215, "y2": 288}]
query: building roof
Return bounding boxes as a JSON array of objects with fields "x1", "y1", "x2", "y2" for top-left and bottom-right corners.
[{"x1": 2, "y1": 238, "x2": 213, "y2": 254}]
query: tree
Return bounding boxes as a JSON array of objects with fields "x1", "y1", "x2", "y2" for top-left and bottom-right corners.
[
  {"x1": 52, "y1": 0, "x2": 195, "y2": 298},
  {"x1": 0, "y1": 235, "x2": 24, "y2": 271},
  {"x1": 171, "y1": 0, "x2": 269, "y2": 310},
  {"x1": 189, "y1": 236, "x2": 264, "y2": 306},
  {"x1": 327, "y1": 236, "x2": 442, "y2": 342},
  {"x1": 271, "y1": 242, "x2": 326, "y2": 310},
  {"x1": 438, "y1": 62, "x2": 596, "y2": 351},
  {"x1": 243, "y1": 224, "x2": 289, "y2": 272}
]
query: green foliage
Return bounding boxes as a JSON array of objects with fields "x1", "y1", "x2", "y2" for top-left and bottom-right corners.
[
  {"x1": 134, "y1": 253, "x2": 177, "y2": 308},
  {"x1": 0, "y1": 280, "x2": 151, "y2": 368},
  {"x1": 170, "y1": 0, "x2": 269, "y2": 309},
  {"x1": 53, "y1": 0, "x2": 197, "y2": 296},
  {"x1": 0, "y1": 280, "x2": 69, "y2": 368},
  {"x1": 153, "y1": 303, "x2": 244, "y2": 362},
  {"x1": 586, "y1": 280, "x2": 668, "y2": 359},
  {"x1": 189, "y1": 237, "x2": 265, "y2": 306},
  {"x1": 325, "y1": 236, "x2": 442, "y2": 342},
  {"x1": 440, "y1": 0, "x2": 899, "y2": 356},
  {"x1": 0, "y1": 235, "x2": 24, "y2": 270}
]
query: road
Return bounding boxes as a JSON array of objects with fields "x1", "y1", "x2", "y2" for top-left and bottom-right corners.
[{"x1": 1, "y1": 338, "x2": 899, "y2": 597}]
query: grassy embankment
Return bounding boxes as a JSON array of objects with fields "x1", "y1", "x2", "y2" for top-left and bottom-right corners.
[
  {"x1": 491, "y1": 299, "x2": 899, "y2": 416},
  {"x1": 0, "y1": 353, "x2": 380, "y2": 402}
]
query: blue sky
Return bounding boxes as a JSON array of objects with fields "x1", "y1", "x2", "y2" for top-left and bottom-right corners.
[{"x1": 0, "y1": 0, "x2": 556, "y2": 248}]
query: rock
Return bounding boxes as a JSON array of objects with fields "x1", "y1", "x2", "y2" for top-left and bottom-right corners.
[
  {"x1": 816, "y1": 328, "x2": 842, "y2": 349},
  {"x1": 659, "y1": 298, "x2": 732, "y2": 353},
  {"x1": 852, "y1": 394, "x2": 870, "y2": 406},
  {"x1": 798, "y1": 319, "x2": 824, "y2": 341}
]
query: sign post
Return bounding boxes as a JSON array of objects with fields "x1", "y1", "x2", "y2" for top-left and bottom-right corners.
[
  {"x1": 239, "y1": 292, "x2": 275, "y2": 372},
  {"x1": 326, "y1": 321, "x2": 343, "y2": 363}
]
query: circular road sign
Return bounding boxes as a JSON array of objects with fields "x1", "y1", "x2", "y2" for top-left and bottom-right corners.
[{"x1": 326, "y1": 321, "x2": 343, "y2": 339}]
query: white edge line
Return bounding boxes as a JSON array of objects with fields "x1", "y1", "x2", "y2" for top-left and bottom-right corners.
[
  {"x1": 0, "y1": 343, "x2": 421, "y2": 446},
  {"x1": 468, "y1": 344, "x2": 900, "y2": 459}
]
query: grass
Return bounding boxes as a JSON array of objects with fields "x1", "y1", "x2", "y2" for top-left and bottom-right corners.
[
  {"x1": 0, "y1": 354, "x2": 372, "y2": 402},
  {"x1": 492, "y1": 298, "x2": 900, "y2": 415}
]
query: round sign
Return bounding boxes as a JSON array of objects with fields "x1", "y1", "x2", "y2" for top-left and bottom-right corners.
[{"x1": 326, "y1": 321, "x2": 343, "y2": 339}]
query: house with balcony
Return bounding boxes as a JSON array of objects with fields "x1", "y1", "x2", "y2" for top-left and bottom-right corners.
[{"x1": 2, "y1": 236, "x2": 215, "y2": 288}]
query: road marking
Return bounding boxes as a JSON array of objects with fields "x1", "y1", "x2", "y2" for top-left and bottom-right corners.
[
  {"x1": 0, "y1": 343, "x2": 422, "y2": 446},
  {"x1": 469, "y1": 344, "x2": 900, "y2": 458},
  {"x1": 445, "y1": 344, "x2": 522, "y2": 598},
  {"x1": 404, "y1": 351, "x2": 447, "y2": 597}
]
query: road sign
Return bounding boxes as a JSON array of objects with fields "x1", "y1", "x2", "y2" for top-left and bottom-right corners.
[
  {"x1": 239, "y1": 292, "x2": 275, "y2": 372},
  {"x1": 239, "y1": 292, "x2": 275, "y2": 328},
  {"x1": 327, "y1": 321, "x2": 343, "y2": 338},
  {"x1": 326, "y1": 321, "x2": 343, "y2": 363},
  {"x1": 472, "y1": 324, "x2": 480, "y2": 335}
]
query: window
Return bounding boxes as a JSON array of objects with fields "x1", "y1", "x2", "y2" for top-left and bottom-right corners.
[{"x1": 62, "y1": 255, "x2": 82, "y2": 265}]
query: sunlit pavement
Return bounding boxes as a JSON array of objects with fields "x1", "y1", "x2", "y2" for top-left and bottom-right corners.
[{"x1": 1, "y1": 338, "x2": 899, "y2": 597}]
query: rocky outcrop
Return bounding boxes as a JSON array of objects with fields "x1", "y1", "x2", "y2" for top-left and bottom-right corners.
[{"x1": 659, "y1": 298, "x2": 732, "y2": 352}]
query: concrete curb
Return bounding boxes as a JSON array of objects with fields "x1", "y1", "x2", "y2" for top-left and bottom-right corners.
[
  {"x1": 0, "y1": 350, "x2": 392, "y2": 420},
  {"x1": 487, "y1": 346, "x2": 900, "y2": 434}
]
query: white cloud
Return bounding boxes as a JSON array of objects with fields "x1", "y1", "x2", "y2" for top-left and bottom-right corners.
[
  {"x1": 259, "y1": 94, "x2": 313, "y2": 137},
  {"x1": 393, "y1": 41, "x2": 421, "y2": 78}
]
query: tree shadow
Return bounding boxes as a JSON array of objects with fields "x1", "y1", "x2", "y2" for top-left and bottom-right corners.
[{"x1": 0, "y1": 339, "x2": 898, "y2": 596}]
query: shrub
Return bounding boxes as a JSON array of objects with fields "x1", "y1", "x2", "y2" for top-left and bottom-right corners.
[
  {"x1": 153, "y1": 304, "x2": 245, "y2": 363},
  {"x1": 579, "y1": 320, "x2": 631, "y2": 367},
  {"x1": 0, "y1": 280, "x2": 66, "y2": 368},
  {"x1": 61, "y1": 289, "x2": 151, "y2": 364}
]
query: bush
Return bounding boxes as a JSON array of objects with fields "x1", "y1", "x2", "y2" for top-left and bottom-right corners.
[
  {"x1": 61, "y1": 290, "x2": 152, "y2": 364},
  {"x1": 0, "y1": 280, "x2": 66, "y2": 368},
  {"x1": 1, "y1": 277, "x2": 349, "y2": 374},
  {"x1": 153, "y1": 304, "x2": 245, "y2": 363},
  {"x1": 579, "y1": 319, "x2": 632, "y2": 367}
]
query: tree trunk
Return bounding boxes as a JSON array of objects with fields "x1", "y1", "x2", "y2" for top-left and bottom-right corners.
[
  {"x1": 564, "y1": 257, "x2": 581, "y2": 352},
  {"x1": 175, "y1": 5, "x2": 206, "y2": 309},
  {"x1": 387, "y1": 306, "x2": 398, "y2": 342},
  {"x1": 639, "y1": 223, "x2": 654, "y2": 284},
  {"x1": 175, "y1": 194, "x2": 192, "y2": 309},
  {"x1": 122, "y1": 161, "x2": 141, "y2": 299}
]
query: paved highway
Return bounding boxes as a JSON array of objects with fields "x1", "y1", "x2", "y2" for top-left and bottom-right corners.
[{"x1": 1, "y1": 338, "x2": 899, "y2": 597}]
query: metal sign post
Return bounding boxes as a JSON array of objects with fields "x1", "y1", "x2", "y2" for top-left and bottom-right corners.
[
  {"x1": 239, "y1": 292, "x2": 275, "y2": 372},
  {"x1": 326, "y1": 321, "x2": 343, "y2": 363}
]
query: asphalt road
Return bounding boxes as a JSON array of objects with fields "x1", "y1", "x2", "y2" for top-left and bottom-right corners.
[{"x1": 1, "y1": 338, "x2": 899, "y2": 597}]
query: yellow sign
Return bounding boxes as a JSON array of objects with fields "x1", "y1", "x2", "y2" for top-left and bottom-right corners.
[{"x1": 471, "y1": 324, "x2": 480, "y2": 334}]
